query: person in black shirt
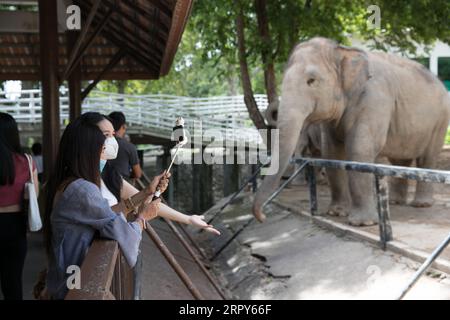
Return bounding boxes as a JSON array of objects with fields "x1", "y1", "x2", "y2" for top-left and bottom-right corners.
[{"x1": 108, "y1": 112, "x2": 143, "y2": 180}]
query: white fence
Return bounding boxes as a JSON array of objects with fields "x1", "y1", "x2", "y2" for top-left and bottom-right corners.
[{"x1": 0, "y1": 89, "x2": 269, "y2": 144}]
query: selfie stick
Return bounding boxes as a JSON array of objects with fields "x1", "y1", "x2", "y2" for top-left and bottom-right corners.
[{"x1": 153, "y1": 117, "x2": 187, "y2": 199}]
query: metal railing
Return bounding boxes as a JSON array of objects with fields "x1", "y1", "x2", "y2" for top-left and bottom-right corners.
[
  {"x1": 0, "y1": 89, "x2": 268, "y2": 144},
  {"x1": 207, "y1": 156, "x2": 450, "y2": 299},
  {"x1": 292, "y1": 157, "x2": 450, "y2": 299}
]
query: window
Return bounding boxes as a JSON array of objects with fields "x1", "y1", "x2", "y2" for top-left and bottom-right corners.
[{"x1": 438, "y1": 57, "x2": 450, "y2": 91}]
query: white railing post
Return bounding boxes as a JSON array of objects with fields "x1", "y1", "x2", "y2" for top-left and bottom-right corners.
[{"x1": 29, "y1": 90, "x2": 35, "y2": 124}]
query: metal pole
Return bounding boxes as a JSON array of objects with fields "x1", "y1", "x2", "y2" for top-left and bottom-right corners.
[
  {"x1": 176, "y1": 221, "x2": 209, "y2": 260},
  {"x1": 251, "y1": 164, "x2": 258, "y2": 193},
  {"x1": 306, "y1": 164, "x2": 318, "y2": 216},
  {"x1": 211, "y1": 161, "x2": 308, "y2": 260},
  {"x1": 375, "y1": 175, "x2": 393, "y2": 250},
  {"x1": 262, "y1": 161, "x2": 309, "y2": 207},
  {"x1": 163, "y1": 218, "x2": 227, "y2": 299},
  {"x1": 206, "y1": 162, "x2": 264, "y2": 226},
  {"x1": 144, "y1": 223, "x2": 204, "y2": 300},
  {"x1": 397, "y1": 231, "x2": 450, "y2": 300},
  {"x1": 210, "y1": 216, "x2": 254, "y2": 261}
]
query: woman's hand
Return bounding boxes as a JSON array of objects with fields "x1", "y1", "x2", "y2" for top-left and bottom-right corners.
[
  {"x1": 188, "y1": 215, "x2": 221, "y2": 236},
  {"x1": 138, "y1": 198, "x2": 161, "y2": 222},
  {"x1": 148, "y1": 170, "x2": 171, "y2": 194}
]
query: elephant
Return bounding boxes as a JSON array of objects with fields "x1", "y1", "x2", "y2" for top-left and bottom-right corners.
[{"x1": 253, "y1": 37, "x2": 450, "y2": 226}]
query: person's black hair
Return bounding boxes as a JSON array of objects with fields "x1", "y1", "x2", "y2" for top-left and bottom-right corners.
[
  {"x1": 44, "y1": 112, "x2": 106, "y2": 257},
  {"x1": 108, "y1": 111, "x2": 126, "y2": 132},
  {"x1": 31, "y1": 142, "x2": 42, "y2": 156},
  {"x1": 0, "y1": 112, "x2": 23, "y2": 185},
  {"x1": 102, "y1": 162, "x2": 122, "y2": 202}
]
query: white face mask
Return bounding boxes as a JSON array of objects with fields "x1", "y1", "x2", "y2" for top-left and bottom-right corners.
[{"x1": 103, "y1": 136, "x2": 119, "y2": 160}]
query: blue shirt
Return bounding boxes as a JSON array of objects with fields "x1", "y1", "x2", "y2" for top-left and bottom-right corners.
[{"x1": 46, "y1": 178, "x2": 142, "y2": 299}]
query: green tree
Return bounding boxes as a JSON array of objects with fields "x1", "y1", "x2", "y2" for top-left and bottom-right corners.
[{"x1": 97, "y1": 0, "x2": 450, "y2": 129}]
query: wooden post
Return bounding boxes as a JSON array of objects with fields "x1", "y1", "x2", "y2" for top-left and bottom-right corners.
[
  {"x1": 67, "y1": 31, "x2": 82, "y2": 122},
  {"x1": 39, "y1": 0, "x2": 60, "y2": 181}
]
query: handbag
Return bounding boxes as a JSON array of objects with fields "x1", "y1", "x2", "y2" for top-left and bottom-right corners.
[{"x1": 24, "y1": 153, "x2": 42, "y2": 232}]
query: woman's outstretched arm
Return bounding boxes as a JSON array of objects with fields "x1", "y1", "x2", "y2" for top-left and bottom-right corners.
[
  {"x1": 120, "y1": 179, "x2": 219, "y2": 235},
  {"x1": 158, "y1": 203, "x2": 220, "y2": 235}
]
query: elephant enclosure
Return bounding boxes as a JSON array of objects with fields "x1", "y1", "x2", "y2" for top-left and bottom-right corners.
[
  {"x1": 277, "y1": 146, "x2": 450, "y2": 266},
  {"x1": 191, "y1": 147, "x2": 450, "y2": 299}
]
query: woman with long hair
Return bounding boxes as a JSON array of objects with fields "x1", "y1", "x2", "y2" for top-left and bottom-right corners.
[
  {"x1": 43, "y1": 114, "x2": 161, "y2": 300},
  {"x1": 0, "y1": 112, "x2": 39, "y2": 300},
  {"x1": 89, "y1": 112, "x2": 220, "y2": 234}
]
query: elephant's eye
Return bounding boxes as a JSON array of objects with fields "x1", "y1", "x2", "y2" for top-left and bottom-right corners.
[{"x1": 307, "y1": 78, "x2": 316, "y2": 86}]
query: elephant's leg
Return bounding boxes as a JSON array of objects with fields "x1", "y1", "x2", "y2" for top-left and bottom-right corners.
[
  {"x1": 345, "y1": 127, "x2": 383, "y2": 226},
  {"x1": 323, "y1": 139, "x2": 350, "y2": 217},
  {"x1": 388, "y1": 158, "x2": 413, "y2": 205},
  {"x1": 411, "y1": 122, "x2": 447, "y2": 207},
  {"x1": 411, "y1": 155, "x2": 436, "y2": 207}
]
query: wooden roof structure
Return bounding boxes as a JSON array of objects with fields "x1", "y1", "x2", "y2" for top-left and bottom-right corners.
[
  {"x1": 0, "y1": 0, "x2": 193, "y2": 81},
  {"x1": 0, "y1": 0, "x2": 193, "y2": 178}
]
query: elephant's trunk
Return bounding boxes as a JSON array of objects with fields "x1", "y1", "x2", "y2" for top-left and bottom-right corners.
[{"x1": 252, "y1": 111, "x2": 307, "y2": 222}]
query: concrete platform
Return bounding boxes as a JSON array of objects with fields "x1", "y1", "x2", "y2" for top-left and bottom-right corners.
[
  {"x1": 195, "y1": 192, "x2": 450, "y2": 299},
  {"x1": 275, "y1": 182, "x2": 450, "y2": 271}
]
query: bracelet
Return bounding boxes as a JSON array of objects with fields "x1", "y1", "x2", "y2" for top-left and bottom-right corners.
[{"x1": 135, "y1": 216, "x2": 147, "y2": 229}]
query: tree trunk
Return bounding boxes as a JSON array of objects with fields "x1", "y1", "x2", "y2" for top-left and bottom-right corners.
[
  {"x1": 235, "y1": 0, "x2": 267, "y2": 130},
  {"x1": 117, "y1": 80, "x2": 127, "y2": 94},
  {"x1": 255, "y1": 0, "x2": 278, "y2": 105}
]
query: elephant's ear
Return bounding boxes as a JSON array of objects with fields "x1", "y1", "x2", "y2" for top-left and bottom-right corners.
[{"x1": 336, "y1": 46, "x2": 371, "y2": 101}]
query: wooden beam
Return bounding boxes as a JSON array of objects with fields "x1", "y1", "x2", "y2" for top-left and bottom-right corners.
[
  {"x1": 67, "y1": 30, "x2": 82, "y2": 121},
  {"x1": 160, "y1": 0, "x2": 193, "y2": 76},
  {"x1": 0, "y1": 73, "x2": 39, "y2": 80},
  {"x1": 39, "y1": 0, "x2": 60, "y2": 181},
  {"x1": 62, "y1": 0, "x2": 102, "y2": 80},
  {"x1": 94, "y1": 29, "x2": 161, "y2": 74},
  {"x1": 77, "y1": 1, "x2": 164, "y2": 60},
  {"x1": 104, "y1": 0, "x2": 168, "y2": 42},
  {"x1": 121, "y1": 0, "x2": 171, "y2": 33},
  {"x1": 63, "y1": 5, "x2": 115, "y2": 81},
  {"x1": 80, "y1": 49, "x2": 125, "y2": 100}
]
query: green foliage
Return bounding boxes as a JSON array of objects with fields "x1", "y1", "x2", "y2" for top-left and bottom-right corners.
[
  {"x1": 96, "y1": 0, "x2": 450, "y2": 97},
  {"x1": 445, "y1": 128, "x2": 450, "y2": 145}
]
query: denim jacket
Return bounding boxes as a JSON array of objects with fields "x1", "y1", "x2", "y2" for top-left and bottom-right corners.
[{"x1": 46, "y1": 178, "x2": 142, "y2": 299}]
